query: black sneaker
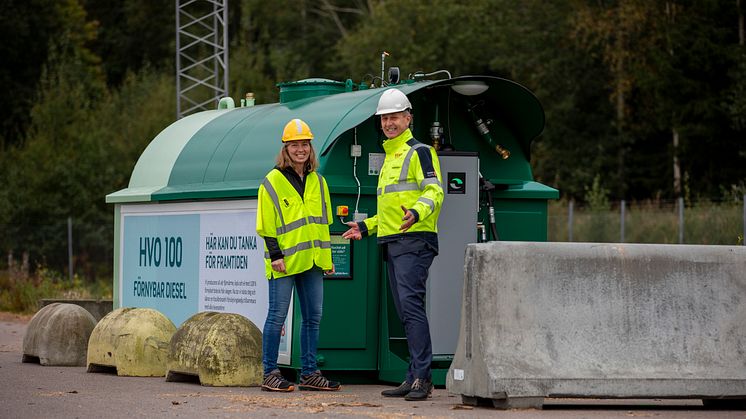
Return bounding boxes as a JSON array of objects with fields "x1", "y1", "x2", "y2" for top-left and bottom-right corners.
[
  {"x1": 381, "y1": 381, "x2": 412, "y2": 397},
  {"x1": 299, "y1": 371, "x2": 341, "y2": 391},
  {"x1": 404, "y1": 378, "x2": 433, "y2": 401},
  {"x1": 261, "y1": 370, "x2": 294, "y2": 392}
]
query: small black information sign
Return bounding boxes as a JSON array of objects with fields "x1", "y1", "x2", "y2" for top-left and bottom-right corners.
[{"x1": 324, "y1": 235, "x2": 352, "y2": 279}]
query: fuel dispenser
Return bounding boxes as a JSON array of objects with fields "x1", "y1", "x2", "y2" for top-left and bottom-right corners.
[{"x1": 107, "y1": 73, "x2": 558, "y2": 385}]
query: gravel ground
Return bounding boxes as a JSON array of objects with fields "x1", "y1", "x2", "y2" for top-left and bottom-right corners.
[{"x1": 1, "y1": 312, "x2": 741, "y2": 419}]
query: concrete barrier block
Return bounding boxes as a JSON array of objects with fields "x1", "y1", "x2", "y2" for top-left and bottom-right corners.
[
  {"x1": 39, "y1": 298, "x2": 113, "y2": 321},
  {"x1": 166, "y1": 311, "x2": 262, "y2": 387},
  {"x1": 22, "y1": 303, "x2": 97, "y2": 366},
  {"x1": 87, "y1": 307, "x2": 176, "y2": 376},
  {"x1": 447, "y1": 242, "x2": 746, "y2": 408}
]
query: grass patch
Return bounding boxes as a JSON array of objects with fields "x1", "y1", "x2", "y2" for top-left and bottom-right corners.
[
  {"x1": 0, "y1": 267, "x2": 112, "y2": 314},
  {"x1": 548, "y1": 199, "x2": 744, "y2": 245}
]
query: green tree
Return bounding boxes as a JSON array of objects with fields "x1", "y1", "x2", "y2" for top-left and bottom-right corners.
[
  {"x1": 568, "y1": 0, "x2": 746, "y2": 200},
  {"x1": 0, "y1": 24, "x2": 174, "y2": 277},
  {"x1": 1, "y1": 67, "x2": 175, "y2": 277},
  {"x1": 0, "y1": 0, "x2": 99, "y2": 149},
  {"x1": 491, "y1": 1, "x2": 616, "y2": 199},
  {"x1": 338, "y1": 0, "x2": 502, "y2": 79},
  {"x1": 0, "y1": 35, "x2": 105, "y2": 272},
  {"x1": 337, "y1": 0, "x2": 617, "y2": 199},
  {"x1": 82, "y1": 0, "x2": 175, "y2": 85},
  {"x1": 569, "y1": 0, "x2": 662, "y2": 199},
  {"x1": 229, "y1": 0, "x2": 369, "y2": 104}
]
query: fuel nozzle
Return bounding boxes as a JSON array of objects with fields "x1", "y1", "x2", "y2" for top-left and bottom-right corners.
[
  {"x1": 494, "y1": 143, "x2": 510, "y2": 160},
  {"x1": 466, "y1": 102, "x2": 510, "y2": 159}
]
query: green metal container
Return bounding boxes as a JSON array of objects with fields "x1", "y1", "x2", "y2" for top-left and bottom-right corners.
[
  {"x1": 107, "y1": 75, "x2": 558, "y2": 385},
  {"x1": 277, "y1": 78, "x2": 350, "y2": 103}
]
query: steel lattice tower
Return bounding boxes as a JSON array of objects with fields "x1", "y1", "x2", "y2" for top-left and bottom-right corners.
[{"x1": 175, "y1": 0, "x2": 229, "y2": 119}]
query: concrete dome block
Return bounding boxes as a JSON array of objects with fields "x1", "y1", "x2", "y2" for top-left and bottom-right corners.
[
  {"x1": 22, "y1": 303, "x2": 97, "y2": 366},
  {"x1": 166, "y1": 311, "x2": 262, "y2": 386},
  {"x1": 87, "y1": 307, "x2": 176, "y2": 376}
]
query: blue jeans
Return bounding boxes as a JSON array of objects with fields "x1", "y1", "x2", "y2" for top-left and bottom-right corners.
[
  {"x1": 386, "y1": 238, "x2": 436, "y2": 382},
  {"x1": 262, "y1": 267, "x2": 323, "y2": 377}
]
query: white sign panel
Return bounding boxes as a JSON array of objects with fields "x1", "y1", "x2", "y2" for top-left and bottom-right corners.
[
  {"x1": 199, "y1": 211, "x2": 265, "y2": 321},
  {"x1": 119, "y1": 200, "x2": 293, "y2": 365}
]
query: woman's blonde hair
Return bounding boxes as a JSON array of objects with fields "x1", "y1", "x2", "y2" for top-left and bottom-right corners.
[{"x1": 275, "y1": 141, "x2": 319, "y2": 173}]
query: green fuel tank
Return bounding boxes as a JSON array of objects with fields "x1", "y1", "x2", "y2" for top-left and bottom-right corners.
[
  {"x1": 107, "y1": 76, "x2": 554, "y2": 204},
  {"x1": 107, "y1": 75, "x2": 557, "y2": 385}
]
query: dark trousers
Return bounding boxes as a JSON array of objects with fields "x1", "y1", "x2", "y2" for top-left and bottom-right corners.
[{"x1": 386, "y1": 238, "x2": 436, "y2": 382}]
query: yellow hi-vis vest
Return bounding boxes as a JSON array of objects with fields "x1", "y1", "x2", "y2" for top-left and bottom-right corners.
[
  {"x1": 362, "y1": 129, "x2": 443, "y2": 238},
  {"x1": 256, "y1": 169, "x2": 332, "y2": 279}
]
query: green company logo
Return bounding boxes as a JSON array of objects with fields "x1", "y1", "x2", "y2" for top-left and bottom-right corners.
[{"x1": 447, "y1": 172, "x2": 466, "y2": 194}]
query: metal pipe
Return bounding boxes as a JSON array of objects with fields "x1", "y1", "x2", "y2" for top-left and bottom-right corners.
[
  {"x1": 353, "y1": 128, "x2": 361, "y2": 215},
  {"x1": 381, "y1": 52, "x2": 389, "y2": 86},
  {"x1": 568, "y1": 199, "x2": 574, "y2": 242},
  {"x1": 214, "y1": 0, "x2": 219, "y2": 98},
  {"x1": 67, "y1": 217, "x2": 73, "y2": 281},
  {"x1": 423, "y1": 69, "x2": 452, "y2": 79},
  {"x1": 678, "y1": 197, "x2": 684, "y2": 244},
  {"x1": 222, "y1": 0, "x2": 229, "y2": 101},
  {"x1": 488, "y1": 199, "x2": 498, "y2": 240},
  {"x1": 619, "y1": 199, "x2": 627, "y2": 243},
  {"x1": 477, "y1": 222, "x2": 486, "y2": 242},
  {"x1": 175, "y1": 0, "x2": 181, "y2": 118}
]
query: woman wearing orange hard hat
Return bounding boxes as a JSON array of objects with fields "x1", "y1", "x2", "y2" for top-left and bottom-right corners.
[{"x1": 256, "y1": 118, "x2": 340, "y2": 392}]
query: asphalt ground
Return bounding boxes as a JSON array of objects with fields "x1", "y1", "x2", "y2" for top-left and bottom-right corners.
[{"x1": 1, "y1": 313, "x2": 743, "y2": 419}]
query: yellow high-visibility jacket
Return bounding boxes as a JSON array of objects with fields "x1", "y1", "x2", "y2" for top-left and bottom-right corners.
[
  {"x1": 362, "y1": 129, "x2": 443, "y2": 238},
  {"x1": 256, "y1": 169, "x2": 332, "y2": 278}
]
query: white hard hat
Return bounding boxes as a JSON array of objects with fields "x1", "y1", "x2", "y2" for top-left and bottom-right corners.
[{"x1": 375, "y1": 89, "x2": 412, "y2": 115}]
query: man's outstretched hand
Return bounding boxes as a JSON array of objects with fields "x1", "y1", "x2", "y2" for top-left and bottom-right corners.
[{"x1": 342, "y1": 221, "x2": 362, "y2": 240}]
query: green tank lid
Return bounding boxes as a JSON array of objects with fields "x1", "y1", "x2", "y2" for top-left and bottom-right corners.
[{"x1": 277, "y1": 78, "x2": 346, "y2": 103}]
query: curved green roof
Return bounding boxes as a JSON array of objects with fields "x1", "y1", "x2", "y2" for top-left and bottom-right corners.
[{"x1": 107, "y1": 76, "x2": 548, "y2": 203}]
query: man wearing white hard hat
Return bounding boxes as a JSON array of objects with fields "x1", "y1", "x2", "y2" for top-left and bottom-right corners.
[{"x1": 343, "y1": 89, "x2": 444, "y2": 401}]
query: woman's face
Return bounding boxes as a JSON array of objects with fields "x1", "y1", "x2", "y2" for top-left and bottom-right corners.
[{"x1": 285, "y1": 140, "x2": 311, "y2": 166}]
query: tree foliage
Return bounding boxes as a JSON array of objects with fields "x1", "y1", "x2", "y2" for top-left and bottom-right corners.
[
  {"x1": 0, "y1": 28, "x2": 174, "y2": 276},
  {"x1": 567, "y1": 0, "x2": 745, "y2": 199},
  {"x1": 0, "y1": 0, "x2": 100, "y2": 149},
  {"x1": 82, "y1": 0, "x2": 175, "y2": 85},
  {"x1": 0, "y1": 0, "x2": 744, "y2": 277}
]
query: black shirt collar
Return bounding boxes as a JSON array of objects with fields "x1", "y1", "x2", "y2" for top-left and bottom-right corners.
[{"x1": 276, "y1": 165, "x2": 309, "y2": 198}]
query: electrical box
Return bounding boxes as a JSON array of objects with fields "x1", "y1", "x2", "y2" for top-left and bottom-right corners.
[
  {"x1": 350, "y1": 144, "x2": 362, "y2": 157},
  {"x1": 427, "y1": 152, "x2": 479, "y2": 356}
]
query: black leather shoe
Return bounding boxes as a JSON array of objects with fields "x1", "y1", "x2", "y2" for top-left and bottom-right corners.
[
  {"x1": 404, "y1": 378, "x2": 433, "y2": 401},
  {"x1": 381, "y1": 381, "x2": 412, "y2": 397}
]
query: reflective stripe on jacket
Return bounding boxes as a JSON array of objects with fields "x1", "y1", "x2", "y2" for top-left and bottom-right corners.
[
  {"x1": 256, "y1": 169, "x2": 332, "y2": 278},
  {"x1": 363, "y1": 128, "x2": 443, "y2": 238}
]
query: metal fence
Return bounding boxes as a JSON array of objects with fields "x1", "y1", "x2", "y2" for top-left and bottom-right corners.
[
  {"x1": 2, "y1": 217, "x2": 113, "y2": 281},
  {"x1": 548, "y1": 195, "x2": 746, "y2": 245},
  {"x1": 3, "y1": 196, "x2": 745, "y2": 280}
]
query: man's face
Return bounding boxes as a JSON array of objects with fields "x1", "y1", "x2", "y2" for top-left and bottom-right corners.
[{"x1": 380, "y1": 111, "x2": 411, "y2": 139}]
